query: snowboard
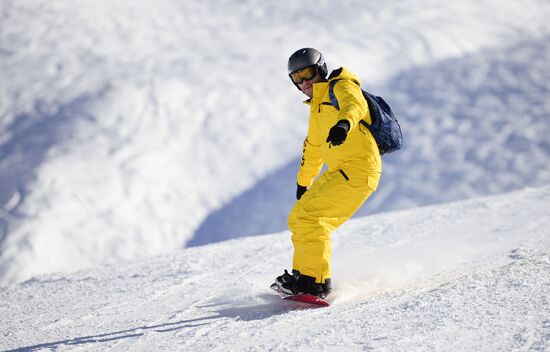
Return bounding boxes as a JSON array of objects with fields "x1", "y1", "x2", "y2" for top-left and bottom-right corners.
[
  {"x1": 283, "y1": 293, "x2": 330, "y2": 307},
  {"x1": 270, "y1": 283, "x2": 330, "y2": 307}
]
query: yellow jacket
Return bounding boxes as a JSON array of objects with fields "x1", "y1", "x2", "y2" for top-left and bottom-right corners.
[{"x1": 297, "y1": 67, "x2": 382, "y2": 187}]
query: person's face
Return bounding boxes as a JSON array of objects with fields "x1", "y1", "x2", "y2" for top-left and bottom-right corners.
[
  {"x1": 298, "y1": 72, "x2": 322, "y2": 98},
  {"x1": 290, "y1": 66, "x2": 323, "y2": 98}
]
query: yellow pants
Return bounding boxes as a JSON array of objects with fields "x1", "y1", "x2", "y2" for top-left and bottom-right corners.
[{"x1": 288, "y1": 163, "x2": 380, "y2": 283}]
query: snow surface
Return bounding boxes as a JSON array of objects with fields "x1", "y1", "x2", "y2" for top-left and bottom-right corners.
[
  {"x1": 1, "y1": 0, "x2": 550, "y2": 297},
  {"x1": 1, "y1": 186, "x2": 549, "y2": 351},
  {"x1": 1, "y1": 0, "x2": 550, "y2": 285}
]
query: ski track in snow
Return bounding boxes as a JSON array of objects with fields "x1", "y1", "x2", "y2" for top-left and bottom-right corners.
[
  {"x1": 1, "y1": 186, "x2": 549, "y2": 351},
  {"x1": 1, "y1": 0, "x2": 550, "y2": 285}
]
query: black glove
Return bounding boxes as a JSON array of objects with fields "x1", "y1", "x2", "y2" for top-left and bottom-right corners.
[
  {"x1": 296, "y1": 184, "x2": 308, "y2": 200},
  {"x1": 326, "y1": 120, "x2": 350, "y2": 146}
]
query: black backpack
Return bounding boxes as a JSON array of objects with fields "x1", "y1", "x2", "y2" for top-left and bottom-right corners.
[{"x1": 329, "y1": 79, "x2": 403, "y2": 155}]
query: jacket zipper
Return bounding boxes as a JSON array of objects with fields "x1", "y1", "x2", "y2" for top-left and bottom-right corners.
[{"x1": 339, "y1": 169, "x2": 349, "y2": 181}]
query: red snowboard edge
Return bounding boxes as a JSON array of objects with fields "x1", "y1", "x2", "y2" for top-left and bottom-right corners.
[{"x1": 283, "y1": 293, "x2": 330, "y2": 307}]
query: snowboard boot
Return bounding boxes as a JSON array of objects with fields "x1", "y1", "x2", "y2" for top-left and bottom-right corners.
[
  {"x1": 294, "y1": 271, "x2": 332, "y2": 299},
  {"x1": 270, "y1": 269, "x2": 299, "y2": 296}
]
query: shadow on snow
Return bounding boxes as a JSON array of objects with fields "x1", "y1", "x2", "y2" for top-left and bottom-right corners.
[
  {"x1": 6, "y1": 294, "x2": 314, "y2": 351},
  {"x1": 188, "y1": 37, "x2": 550, "y2": 247},
  {"x1": 0, "y1": 91, "x2": 106, "y2": 247}
]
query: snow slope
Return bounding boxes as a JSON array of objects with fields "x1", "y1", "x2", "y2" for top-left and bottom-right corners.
[
  {"x1": 1, "y1": 186, "x2": 549, "y2": 351},
  {"x1": 1, "y1": 0, "x2": 550, "y2": 285}
]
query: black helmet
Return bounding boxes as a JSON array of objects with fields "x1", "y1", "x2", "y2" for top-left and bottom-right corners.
[{"x1": 288, "y1": 48, "x2": 328, "y2": 78}]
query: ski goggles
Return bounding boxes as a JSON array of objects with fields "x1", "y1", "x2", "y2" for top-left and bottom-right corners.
[{"x1": 289, "y1": 66, "x2": 318, "y2": 84}]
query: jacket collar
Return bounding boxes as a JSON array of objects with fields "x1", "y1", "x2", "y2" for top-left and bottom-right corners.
[{"x1": 303, "y1": 81, "x2": 329, "y2": 105}]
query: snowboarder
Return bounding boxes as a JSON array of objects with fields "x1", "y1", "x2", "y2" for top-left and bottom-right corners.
[{"x1": 272, "y1": 48, "x2": 382, "y2": 298}]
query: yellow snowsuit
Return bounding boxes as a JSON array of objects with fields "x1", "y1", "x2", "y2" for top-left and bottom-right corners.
[{"x1": 288, "y1": 67, "x2": 382, "y2": 283}]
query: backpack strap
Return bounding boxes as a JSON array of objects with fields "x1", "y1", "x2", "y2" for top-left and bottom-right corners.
[
  {"x1": 329, "y1": 79, "x2": 375, "y2": 128},
  {"x1": 328, "y1": 79, "x2": 341, "y2": 111}
]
